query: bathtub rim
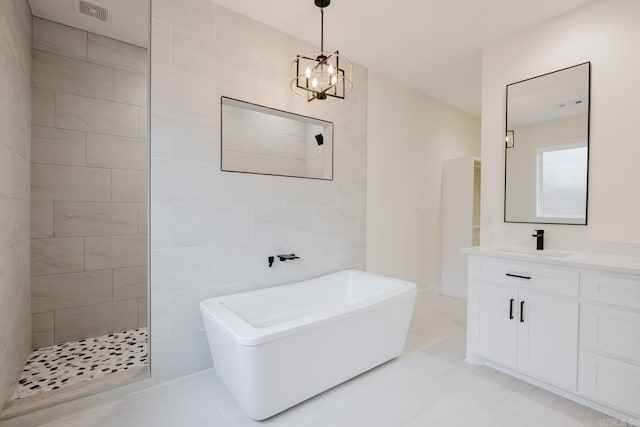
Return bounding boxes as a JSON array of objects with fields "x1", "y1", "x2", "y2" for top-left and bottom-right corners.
[{"x1": 200, "y1": 269, "x2": 417, "y2": 346}]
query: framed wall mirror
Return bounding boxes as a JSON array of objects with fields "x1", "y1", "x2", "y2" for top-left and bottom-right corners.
[
  {"x1": 504, "y1": 62, "x2": 591, "y2": 225},
  {"x1": 221, "y1": 97, "x2": 333, "y2": 180}
]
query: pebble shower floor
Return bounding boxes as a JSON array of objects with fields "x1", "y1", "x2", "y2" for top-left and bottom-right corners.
[{"x1": 11, "y1": 327, "x2": 148, "y2": 400}]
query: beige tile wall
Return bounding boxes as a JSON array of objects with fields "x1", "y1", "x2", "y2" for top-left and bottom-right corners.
[
  {"x1": 0, "y1": 0, "x2": 32, "y2": 408},
  {"x1": 30, "y1": 17, "x2": 148, "y2": 348}
]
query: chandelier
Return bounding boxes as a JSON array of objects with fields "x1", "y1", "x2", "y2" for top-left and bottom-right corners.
[{"x1": 291, "y1": 0, "x2": 353, "y2": 102}]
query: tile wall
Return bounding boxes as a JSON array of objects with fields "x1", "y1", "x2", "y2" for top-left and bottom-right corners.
[
  {"x1": 150, "y1": 0, "x2": 367, "y2": 381},
  {"x1": 0, "y1": 0, "x2": 32, "y2": 408},
  {"x1": 30, "y1": 18, "x2": 148, "y2": 348}
]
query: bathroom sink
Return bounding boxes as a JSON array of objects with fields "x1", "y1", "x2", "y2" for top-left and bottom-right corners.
[{"x1": 495, "y1": 247, "x2": 570, "y2": 258}]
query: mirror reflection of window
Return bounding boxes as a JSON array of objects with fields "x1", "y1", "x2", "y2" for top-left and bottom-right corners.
[{"x1": 536, "y1": 144, "x2": 588, "y2": 220}]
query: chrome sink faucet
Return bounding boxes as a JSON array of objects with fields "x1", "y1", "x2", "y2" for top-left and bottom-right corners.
[{"x1": 532, "y1": 229, "x2": 544, "y2": 251}]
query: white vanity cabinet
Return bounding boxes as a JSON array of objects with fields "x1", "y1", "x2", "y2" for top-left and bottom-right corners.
[
  {"x1": 468, "y1": 257, "x2": 579, "y2": 391},
  {"x1": 466, "y1": 250, "x2": 640, "y2": 424}
]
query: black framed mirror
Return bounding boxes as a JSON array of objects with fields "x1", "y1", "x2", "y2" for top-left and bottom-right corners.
[{"x1": 504, "y1": 62, "x2": 591, "y2": 225}]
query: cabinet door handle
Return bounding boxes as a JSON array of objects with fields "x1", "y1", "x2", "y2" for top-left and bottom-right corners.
[
  {"x1": 520, "y1": 301, "x2": 525, "y2": 323},
  {"x1": 506, "y1": 273, "x2": 531, "y2": 280},
  {"x1": 509, "y1": 298, "x2": 514, "y2": 319}
]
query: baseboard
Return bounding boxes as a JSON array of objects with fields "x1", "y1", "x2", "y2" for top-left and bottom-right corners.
[{"x1": 417, "y1": 285, "x2": 441, "y2": 298}]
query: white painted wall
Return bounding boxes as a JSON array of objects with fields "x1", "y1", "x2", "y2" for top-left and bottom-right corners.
[
  {"x1": 366, "y1": 72, "x2": 480, "y2": 292},
  {"x1": 481, "y1": 0, "x2": 640, "y2": 252},
  {"x1": 150, "y1": 0, "x2": 367, "y2": 382}
]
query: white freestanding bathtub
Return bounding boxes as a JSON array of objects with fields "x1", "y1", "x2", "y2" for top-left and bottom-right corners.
[{"x1": 200, "y1": 269, "x2": 416, "y2": 420}]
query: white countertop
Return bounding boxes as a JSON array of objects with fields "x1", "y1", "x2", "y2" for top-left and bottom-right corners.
[{"x1": 463, "y1": 246, "x2": 640, "y2": 276}]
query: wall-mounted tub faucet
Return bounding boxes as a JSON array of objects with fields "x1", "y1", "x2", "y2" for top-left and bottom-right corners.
[
  {"x1": 532, "y1": 229, "x2": 544, "y2": 250},
  {"x1": 268, "y1": 254, "x2": 300, "y2": 268},
  {"x1": 277, "y1": 254, "x2": 300, "y2": 262}
]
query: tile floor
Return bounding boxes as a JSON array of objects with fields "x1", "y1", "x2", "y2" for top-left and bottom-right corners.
[
  {"x1": 29, "y1": 295, "x2": 630, "y2": 426},
  {"x1": 11, "y1": 328, "x2": 148, "y2": 400}
]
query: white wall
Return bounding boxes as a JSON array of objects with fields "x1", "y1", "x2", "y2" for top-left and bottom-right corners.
[
  {"x1": 150, "y1": 0, "x2": 367, "y2": 382},
  {"x1": 0, "y1": 0, "x2": 31, "y2": 407},
  {"x1": 366, "y1": 71, "x2": 480, "y2": 292},
  {"x1": 481, "y1": 0, "x2": 640, "y2": 252}
]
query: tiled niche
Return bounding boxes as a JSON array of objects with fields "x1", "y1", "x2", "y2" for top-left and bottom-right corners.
[{"x1": 30, "y1": 18, "x2": 148, "y2": 348}]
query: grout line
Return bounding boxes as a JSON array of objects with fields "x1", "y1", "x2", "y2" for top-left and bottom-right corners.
[
  {"x1": 52, "y1": 310, "x2": 57, "y2": 346},
  {"x1": 38, "y1": 298, "x2": 145, "y2": 317},
  {"x1": 52, "y1": 90, "x2": 56, "y2": 127},
  {"x1": 168, "y1": 24, "x2": 172, "y2": 69},
  {"x1": 42, "y1": 87, "x2": 147, "y2": 109},
  {"x1": 31, "y1": 160, "x2": 148, "y2": 172},
  {"x1": 83, "y1": 130, "x2": 88, "y2": 167},
  {"x1": 111, "y1": 267, "x2": 115, "y2": 302},
  {"x1": 51, "y1": 200, "x2": 56, "y2": 238}
]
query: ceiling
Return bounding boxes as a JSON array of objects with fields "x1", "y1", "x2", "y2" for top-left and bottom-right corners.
[
  {"x1": 213, "y1": 0, "x2": 596, "y2": 116},
  {"x1": 28, "y1": 0, "x2": 149, "y2": 48},
  {"x1": 27, "y1": 0, "x2": 597, "y2": 115}
]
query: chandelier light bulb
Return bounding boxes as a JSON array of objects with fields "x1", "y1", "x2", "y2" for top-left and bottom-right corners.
[
  {"x1": 305, "y1": 67, "x2": 311, "y2": 78},
  {"x1": 312, "y1": 78, "x2": 318, "y2": 88},
  {"x1": 328, "y1": 64, "x2": 334, "y2": 74},
  {"x1": 331, "y1": 75, "x2": 337, "y2": 85}
]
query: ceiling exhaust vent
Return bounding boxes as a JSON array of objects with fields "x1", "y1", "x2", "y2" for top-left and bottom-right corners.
[
  {"x1": 77, "y1": 0, "x2": 109, "y2": 22},
  {"x1": 556, "y1": 99, "x2": 584, "y2": 108}
]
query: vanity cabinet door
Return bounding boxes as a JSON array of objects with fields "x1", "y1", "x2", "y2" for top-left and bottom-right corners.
[
  {"x1": 516, "y1": 290, "x2": 579, "y2": 391},
  {"x1": 579, "y1": 351, "x2": 640, "y2": 417},
  {"x1": 471, "y1": 282, "x2": 518, "y2": 369}
]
